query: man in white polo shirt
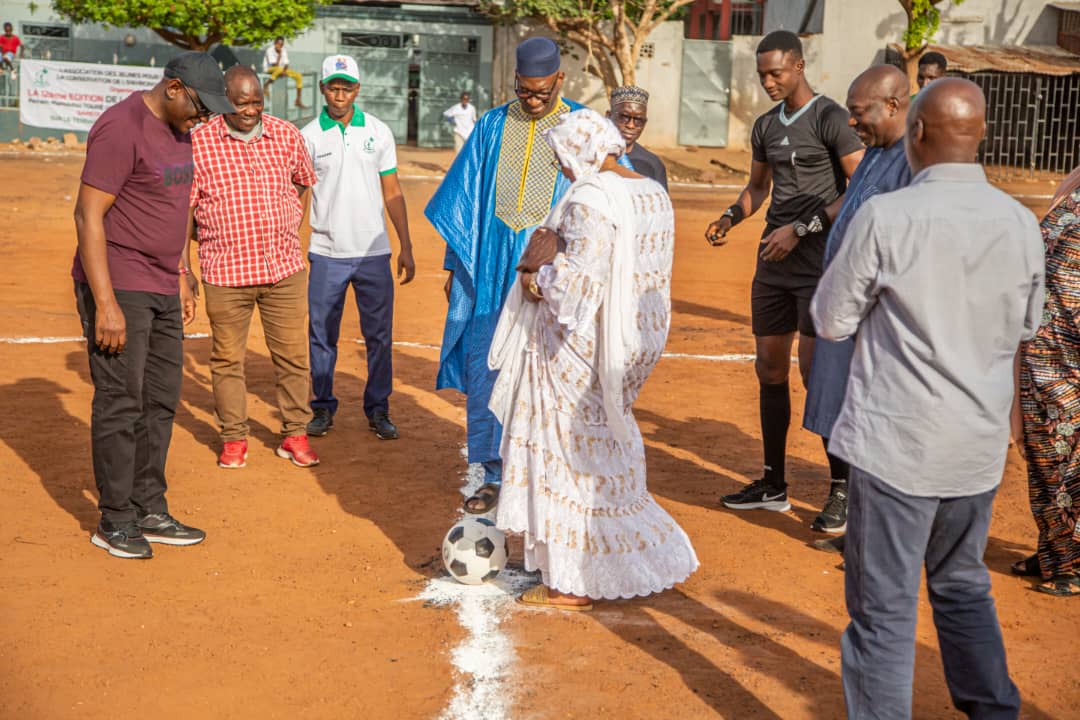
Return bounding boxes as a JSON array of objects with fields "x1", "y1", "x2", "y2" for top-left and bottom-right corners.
[{"x1": 301, "y1": 55, "x2": 416, "y2": 440}]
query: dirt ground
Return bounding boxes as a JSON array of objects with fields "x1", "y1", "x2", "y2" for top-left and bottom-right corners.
[{"x1": 0, "y1": 149, "x2": 1076, "y2": 720}]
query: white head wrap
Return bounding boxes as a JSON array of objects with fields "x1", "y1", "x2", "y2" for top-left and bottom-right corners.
[{"x1": 542, "y1": 108, "x2": 626, "y2": 181}]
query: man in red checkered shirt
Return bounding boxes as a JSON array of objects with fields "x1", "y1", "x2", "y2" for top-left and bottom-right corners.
[{"x1": 189, "y1": 65, "x2": 319, "y2": 469}]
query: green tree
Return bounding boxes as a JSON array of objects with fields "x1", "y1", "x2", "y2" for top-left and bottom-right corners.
[
  {"x1": 897, "y1": 0, "x2": 965, "y2": 85},
  {"x1": 51, "y1": 0, "x2": 328, "y2": 52},
  {"x1": 479, "y1": 0, "x2": 695, "y2": 92}
]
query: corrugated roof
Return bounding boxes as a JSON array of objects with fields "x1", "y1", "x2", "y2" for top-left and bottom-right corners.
[{"x1": 890, "y1": 43, "x2": 1080, "y2": 76}]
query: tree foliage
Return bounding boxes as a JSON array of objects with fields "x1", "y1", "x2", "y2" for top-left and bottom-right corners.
[
  {"x1": 478, "y1": 0, "x2": 694, "y2": 92},
  {"x1": 51, "y1": 0, "x2": 327, "y2": 51},
  {"x1": 895, "y1": 0, "x2": 964, "y2": 86}
]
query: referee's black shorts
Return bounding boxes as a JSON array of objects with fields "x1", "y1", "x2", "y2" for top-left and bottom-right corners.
[{"x1": 750, "y1": 224, "x2": 827, "y2": 338}]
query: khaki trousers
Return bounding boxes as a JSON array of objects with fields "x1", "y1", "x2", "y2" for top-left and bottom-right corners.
[{"x1": 204, "y1": 269, "x2": 312, "y2": 441}]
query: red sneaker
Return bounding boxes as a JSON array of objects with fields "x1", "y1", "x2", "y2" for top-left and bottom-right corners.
[
  {"x1": 277, "y1": 434, "x2": 319, "y2": 467},
  {"x1": 218, "y1": 439, "x2": 248, "y2": 469}
]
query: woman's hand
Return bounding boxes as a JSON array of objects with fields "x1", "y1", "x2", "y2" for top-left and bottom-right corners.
[
  {"x1": 517, "y1": 227, "x2": 560, "y2": 272},
  {"x1": 521, "y1": 271, "x2": 543, "y2": 303}
]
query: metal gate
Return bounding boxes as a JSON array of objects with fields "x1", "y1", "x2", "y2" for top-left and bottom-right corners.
[
  {"x1": 962, "y1": 70, "x2": 1080, "y2": 178},
  {"x1": 339, "y1": 32, "x2": 411, "y2": 142},
  {"x1": 418, "y1": 34, "x2": 482, "y2": 148},
  {"x1": 678, "y1": 39, "x2": 732, "y2": 147}
]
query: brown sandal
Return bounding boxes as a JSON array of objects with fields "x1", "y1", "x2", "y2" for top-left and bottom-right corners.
[
  {"x1": 516, "y1": 585, "x2": 593, "y2": 612},
  {"x1": 463, "y1": 483, "x2": 500, "y2": 514},
  {"x1": 1035, "y1": 574, "x2": 1080, "y2": 597},
  {"x1": 1010, "y1": 554, "x2": 1041, "y2": 577}
]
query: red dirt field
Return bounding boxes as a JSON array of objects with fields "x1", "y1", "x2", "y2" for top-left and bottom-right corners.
[{"x1": 0, "y1": 152, "x2": 1076, "y2": 719}]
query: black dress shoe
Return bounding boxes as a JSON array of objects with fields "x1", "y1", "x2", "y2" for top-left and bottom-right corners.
[
  {"x1": 368, "y1": 411, "x2": 399, "y2": 440},
  {"x1": 307, "y1": 408, "x2": 334, "y2": 437}
]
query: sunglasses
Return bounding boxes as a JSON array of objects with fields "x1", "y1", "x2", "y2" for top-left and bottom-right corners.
[
  {"x1": 614, "y1": 112, "x2": 647, "y2": 128},
  {"x1": 514, "y1": 76, "x2": 558, "y2": 102},
  {"x1": 180, "y1": 82, "x2": 212, "y2": 121}
]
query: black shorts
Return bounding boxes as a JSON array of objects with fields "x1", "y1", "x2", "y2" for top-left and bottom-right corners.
[
  {"x1": 751, "y1": 279, "x2": 817, "y2": 337},
  {"x1": 750, "y1": 223, "x2": 824, "y2": 337}
]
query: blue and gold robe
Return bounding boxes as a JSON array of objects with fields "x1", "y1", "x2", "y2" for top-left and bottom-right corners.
[{"x1": 425, "y1": 97, "x2": 585, "y2": 468}]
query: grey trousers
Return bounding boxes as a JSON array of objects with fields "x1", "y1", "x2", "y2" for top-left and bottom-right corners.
[{"x1": 842, "y1": 467, "x2": 1020, "y2": 720}]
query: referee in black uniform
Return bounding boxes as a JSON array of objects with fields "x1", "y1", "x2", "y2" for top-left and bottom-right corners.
[{"x1": 705, "y1": 30, "x2": 864, "y2": 522}]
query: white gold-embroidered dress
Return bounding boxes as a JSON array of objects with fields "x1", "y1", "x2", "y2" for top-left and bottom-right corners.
[{"x1": 494, "y1": 170, "x2": 699, "y2": 600}]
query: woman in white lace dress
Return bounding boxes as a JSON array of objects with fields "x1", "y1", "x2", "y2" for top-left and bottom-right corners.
[{"x1": 489, "y1": 109, "x2": 698, "y2": 610}]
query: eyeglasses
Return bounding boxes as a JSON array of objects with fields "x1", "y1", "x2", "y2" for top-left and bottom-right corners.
[
  {"x1": 514, "y1": 76, "x2": 558, "y2": 102},
  {"x1": 180, "y1": 82, "x2": 212, "y2": 121}
]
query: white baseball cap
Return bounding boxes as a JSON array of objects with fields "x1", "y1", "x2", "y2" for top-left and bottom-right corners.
[{"x1": 321, "y1": 55, "x2": 359, "y2": 84}]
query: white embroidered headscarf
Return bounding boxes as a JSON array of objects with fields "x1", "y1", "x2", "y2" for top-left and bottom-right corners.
[{"x1": 542, "y1": 108, "x2": 626, "y2": 181}]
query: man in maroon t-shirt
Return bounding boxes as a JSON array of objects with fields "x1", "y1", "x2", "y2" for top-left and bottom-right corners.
[{"x1": 73, "y1": 51, "x2": 234, "y2": 559}]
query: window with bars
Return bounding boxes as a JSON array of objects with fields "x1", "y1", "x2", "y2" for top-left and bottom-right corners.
[
  {"x1": 20, "y1": 23, "x2": 72, "y2": 61},
  {"x1": 686, "y1": 0, "x2": 767, "y2": 41},
  {"x1": 961, "y1": 70, "x2": 1080, "y2": 177}
]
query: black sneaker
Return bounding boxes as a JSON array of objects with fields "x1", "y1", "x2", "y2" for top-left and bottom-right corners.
[
  {"x1": 137, "y1": 512, "x2": 206, "y2": 546},
  {"x1": 811, "y1": 484, "x2": 848, "y2": 534},
  {"x1": 812, "y1": 535, "x2": 845, "y2": 555},
  {"x1": 307, "y1": 408, "x2": 334, "y2": 437},
  {"x1": 368, "y1": 411, "x2": 399, "y2": 440},
  {"x1": 91, "y1": 519, "x2": 153, "y2": 559},
  {"x1": 721, "y1": 479, "x2": 791, "y2": 512}
]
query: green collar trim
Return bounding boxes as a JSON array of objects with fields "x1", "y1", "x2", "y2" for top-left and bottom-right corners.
[{"x1": 319, "y1": 105, "x2": 366, "y2": 133}]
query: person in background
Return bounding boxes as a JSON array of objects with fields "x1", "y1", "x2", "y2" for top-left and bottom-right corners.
[
  {"x1": 814, "y1": 78, "x2": 1039, "y2": 718},
  {"x1": 190, "y1": 65, "x2": 319, "y2": 470},
  {"x1": 1016, "y1": 164, "x2": 1080, "y2": 597},
  {"x1": 607, "y1": 85, "x2": 667, "y2": 191},
  {"x1": 263, "y1": 36, "x2": 308, "y2": 110},
  {"x1": 917, "y1": 51, "x2": 948, "y2": 91},
  {"x1": 301, "y1": 55, "x2": 415, "y2": 442},
  {"x1": 443, "y1": 91, "x2": 477, "y2": 155},
  {"x1": 72, "y1": 52, "x2": 235, "y2": 559},
  {"x1": 1, "y1": 22, "x2": 22, "y2": 76}
]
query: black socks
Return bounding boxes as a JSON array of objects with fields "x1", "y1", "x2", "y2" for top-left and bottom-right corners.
[{"x1": 760, "y1": 381, "x2": 790, "y2": 489}]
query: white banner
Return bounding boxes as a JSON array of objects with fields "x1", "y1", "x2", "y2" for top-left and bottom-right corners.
[{"x1": 19, "y1": 59, "x2": 163, "y2": 132}]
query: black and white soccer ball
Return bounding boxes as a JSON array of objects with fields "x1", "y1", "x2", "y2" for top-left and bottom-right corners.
[{"x1": 442, "y1": 517, "x2": 509, "y2": 585}]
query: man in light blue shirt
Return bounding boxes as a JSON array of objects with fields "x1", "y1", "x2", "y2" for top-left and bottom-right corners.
[{"x1": 812, "y1": 78, "x2": 1043, "y2": 720}]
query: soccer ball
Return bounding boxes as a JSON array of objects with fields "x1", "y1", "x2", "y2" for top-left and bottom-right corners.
[{"x1": 442, "y1": 517, "x2": 509, "y2": 585}]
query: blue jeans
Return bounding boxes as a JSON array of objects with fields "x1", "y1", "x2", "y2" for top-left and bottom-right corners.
[
  {"x1": 308, "y1": 253, "x2": 394, "y2": 418},
  {"x1": 842, "y1": 468, "x2": 1020, "y2": 720}
]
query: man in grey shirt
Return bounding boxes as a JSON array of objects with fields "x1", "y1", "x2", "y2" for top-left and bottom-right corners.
[{"x1": 812, "y1": 78, "x2": 1044, "y2": 719}]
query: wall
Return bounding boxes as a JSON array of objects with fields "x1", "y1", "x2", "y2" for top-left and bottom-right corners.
[
  {"x1": 492, "y1": 20, "x2": 685, "y2": 148},
  {"x1": 811, "y1": 0, "x2": 1061, "y2": 103},
  {"x1": 727, "y1": 33, "x2": 826, "y2": 150}
]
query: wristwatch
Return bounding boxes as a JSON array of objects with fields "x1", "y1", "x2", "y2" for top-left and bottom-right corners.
[
  {"x1": 721, "y1": 207, "x2": 737, "y2": 221},
  {"x1": 794, "y1": 214, "x2": 825, "y2": 238}
]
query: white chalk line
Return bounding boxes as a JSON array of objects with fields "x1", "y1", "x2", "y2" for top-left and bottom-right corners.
[
  {"x1": 2, "y1": 335, "x2": 767, "y2": 363},
  {"x1": 410, "y1": 460, "x2": 535, "y2": 720}
]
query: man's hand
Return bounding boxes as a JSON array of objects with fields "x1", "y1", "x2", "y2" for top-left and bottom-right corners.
[
  {"x1": 517, "y1": 227, "x2": 560, "y2": 272},
  {"x1": 444, "y1": 270, "x2": 453, "y2": 302},
  {"x1": 180, "y1": 275, "x2": 197, "y2": 326},
  {"x1": 397, "y1": 247, "x2": 416, "y2": 285},
  {"x1": 95, "y1": 297, "x2": 126, "y2": 354},
  {"x1": 705, "y1": 216, "x2": 733, "y2": 246},
  {"x1": 760, "y1": 223, "x2": 799, "y2": 262}
]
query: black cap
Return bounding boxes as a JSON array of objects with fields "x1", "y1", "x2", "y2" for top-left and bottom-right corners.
[{"x1": 163, "y1": 51, "x2": 236, "y2": 115}]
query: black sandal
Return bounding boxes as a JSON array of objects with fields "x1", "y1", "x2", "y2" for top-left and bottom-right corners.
[
  {"x1": 1010, "y1": 554, "x2": 1041, "y2": 577},
  {"x1": 1035, "y1": 574, "x2": 1080, "y2": 597},
  {"x1": 463, "y1": 483, "x2": 500, "y2": 514}
]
